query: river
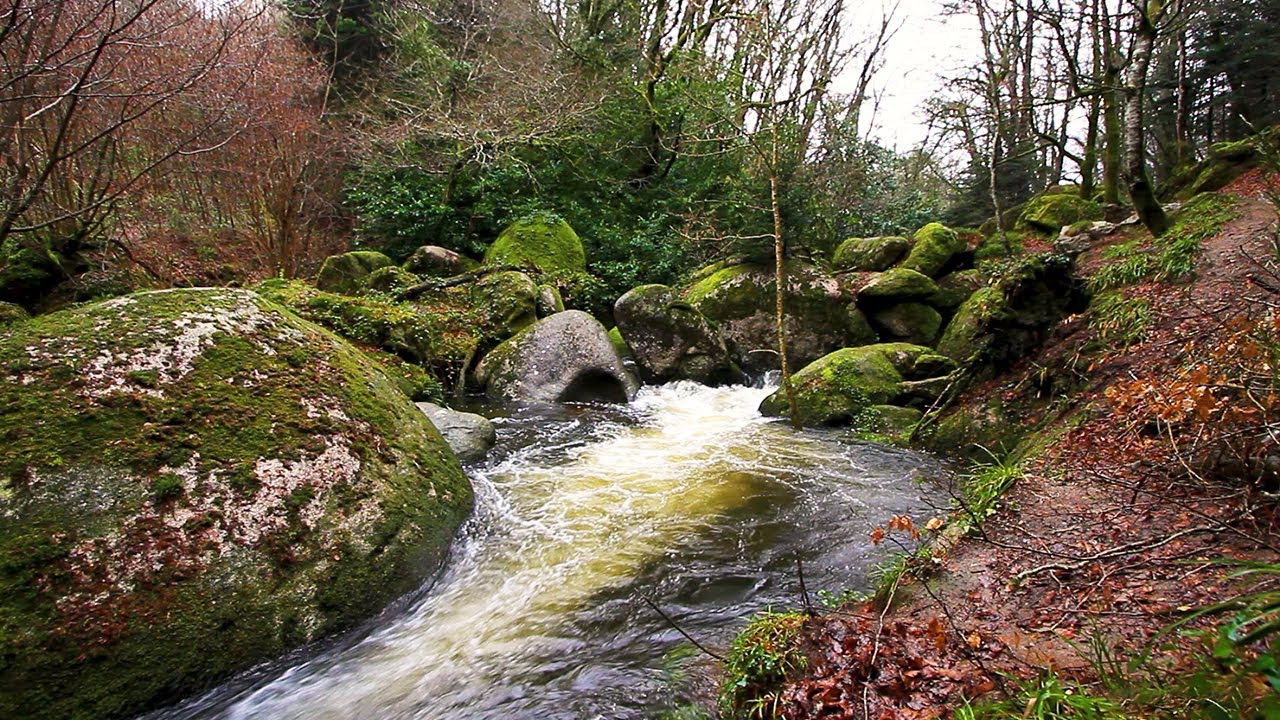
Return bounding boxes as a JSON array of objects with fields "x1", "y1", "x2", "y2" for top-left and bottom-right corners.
[{"x1": 147, "y1": 381, "x2": 944, "y2": 719}]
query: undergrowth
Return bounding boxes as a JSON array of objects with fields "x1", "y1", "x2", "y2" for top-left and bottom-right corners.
[
  {"x1": 958, "y1": 674, "x2": 1124, "y2": 719},
  {"x1": 1089, "y1": 291, "x2": 1152, "y2": 348},
  {"x1": 719, "y1": 609, "x2": 809, "y2": 719}
]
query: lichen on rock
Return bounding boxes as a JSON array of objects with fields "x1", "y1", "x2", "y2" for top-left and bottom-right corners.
[{"x1": 0, "y1": 288, "x2": 473, "y2": 720}]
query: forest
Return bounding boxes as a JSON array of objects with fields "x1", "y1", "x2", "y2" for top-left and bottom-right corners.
[{"x1": 2, "y1": 0, "x2": 1280, "y2": 718}]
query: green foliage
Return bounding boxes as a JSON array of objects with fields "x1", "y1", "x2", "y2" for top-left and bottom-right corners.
[
  {"x1": 1088, "y1": 291, "x2": 1152, "y2": 348},
  {"x1": 1155, "y1": 193, "x2": 1240, "y2": 281},
  {"x1": 957, "y1": 448, "x2": 1022, "y2": 531},
  {"x1": 1088, "y1": 241, "x2": 1153, "y2": 293},
  {"x1": 720, "y1": 609, "x2": 809, "y2": 718},
  {"x1": 958, "y1": 674, "x2": 1125, "y2": 720}
]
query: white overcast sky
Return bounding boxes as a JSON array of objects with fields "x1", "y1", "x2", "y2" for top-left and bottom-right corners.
[{"x1": 838, "y1": 0, "x2": 980, "y2": 150}]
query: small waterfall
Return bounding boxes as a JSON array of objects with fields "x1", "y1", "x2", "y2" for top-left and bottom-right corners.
[{"x1": 154, "y1": 382, "x2": 942, "y2": 720}]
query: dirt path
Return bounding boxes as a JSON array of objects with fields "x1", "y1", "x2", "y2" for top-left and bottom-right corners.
[{"x1": 773, "y1": 188, "x2": 1280, "y2": 718}]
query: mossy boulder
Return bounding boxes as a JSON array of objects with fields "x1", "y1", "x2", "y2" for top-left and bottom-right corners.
[
  {"x1": 931, "y1": 270, "x2": 987, "y2": 310},
  {"x1": 0, "y1": 288, "x2": 473, "y2": 720},
  {"x1": 937, "y1": 253, "x2": 1086, "y2": 370},
  {"x1": 684, "y1": 261, "x2": 874, "y2": 374},
  {"x1": 0, "y1": 301, "x2": 29, "y2": 325},
  {"x1": 831, "y1": 236, "x2": 911, "y2": 272},
  {"x1": 857, "y1": 268, "x2": 941, "y2": 304},
  {"x1": 258, "y1": 279, "x2": 481, "y2": 370},
  {"x1": 614, "y1": 284, "x2": 739, "y2": 385},
  {"x1": 363, "y1": 265, "x2": 420, "y2": 294},
  {"x1": 868, "y1": 303, "x2": 943, "y2": 346},
  {"x1": 535, "y1": 284, "x2": 565, "y2": 317},
  {"x1": 483, "y1": 212, "x2": 586, "y2": 279},
  {"x1": 404, "y1": 245, "x2": 477, "y2": 278},
  {"x1": 315, "y1": 251, "x2": 395, "y2": 296},
  {"x1": 1016, "y1": 193, "x2": 1102, "y2": 234},
  {"x1": 475, "y1": 310, "x2": 638, "y2": 404},
  {"x1": 470, "y1": 270, "x2": 539, "y2": 339},
  {"x1": 757, "y1": 343, "x2": 939, "y2": 428},
  {"x1": 901, "y1": 223, "x2": 966, "y2": 278}
]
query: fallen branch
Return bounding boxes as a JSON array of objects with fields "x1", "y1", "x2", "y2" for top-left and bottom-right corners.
[{"x1": 1012, "y1": 525, "x2": 1220, "y2": 584}]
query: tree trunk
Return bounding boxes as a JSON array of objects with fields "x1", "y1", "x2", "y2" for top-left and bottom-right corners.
[
  {"x1": 1123, "y1": 1, "x2": 1169, "y2": 237},
  {"x1": 770, "y1": 135, "x2": 799, "y2": 430}
]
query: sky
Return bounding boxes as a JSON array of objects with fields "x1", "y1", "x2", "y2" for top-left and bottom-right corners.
[{"x1": 837, "y1": 0, "x2": 980, "y2": 150}]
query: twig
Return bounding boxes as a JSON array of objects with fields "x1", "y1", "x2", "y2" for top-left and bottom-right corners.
[
  {"x1": 640, "y1": 596, "x2": 724, "y2": 661},
  {"x1": 1012, "y1": 525, "x2": 1219, "y2": 584}
]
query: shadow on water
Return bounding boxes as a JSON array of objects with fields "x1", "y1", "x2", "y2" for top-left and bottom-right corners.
[{"x1": 145, "y1": 382, "x2": 947, "y2": 720}]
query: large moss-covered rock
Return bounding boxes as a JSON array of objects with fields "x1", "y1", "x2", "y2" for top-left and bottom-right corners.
[
  {"x1": 315, "y1": 251, "x2": 395, "y2": 295},
  {"x1": 857, "y1": 268, "x2": 941, "y2": 304},
  {"x1": 404, "y1": 245, "x2": 476, "y2": 278},
  {"x1": 614, "y1": 284, "x2": 739, "y2": 385},
  {"x1": 483, "y1": 212, "x2": 586, "y2": 279},
  {"x1": 832, "y1": 236, "x2": 911, "y2": 272},
  {"x1": 1016, "y1": 193, "x2": 1102, "y2": 234},
  {"x1": 869, "y1": 303, "x2": 943, "y2": 346},
  {"x1": 901, "y1": 223, "x2": 966, "y2": 278},
  {"x1": 0, "y1": 288, "x2": 473, "y2": 720},
  {"x1": 937, "y1": 253, "x2": 1086, "y2": 370},
  {"x1": 475, "y1": 310, "x2": 638, "y2": 404},
  {"x1": 758, "y1": 343, "x2": 939, "y2": 427},
  {"x1": 470, "y1": 270, "x2": 539, "y2": 339},
  {"x1": 684, "y1": 262, "x2": 874, "y2": 374}
]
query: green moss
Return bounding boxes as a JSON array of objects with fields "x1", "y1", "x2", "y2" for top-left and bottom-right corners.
[
  {"x1": 470, "y1": 270, "x2": 539, "y2": 337},
  {"x1": 831, "y1": 236, "x2": 911, "y2": 272},
  {"x1": 362, "y1": 265, "x2": 420, "y2": 294},
  {"x1": 0, "y1": 288, "x2": 473, "y2": 720},
  {"x1": 683, "y1": 264, "x2": 757, "y2": 319},
  {"x1": 932, "y1": 270, "x2": 987, "y2": 309},
  {"x1": 483, "y1": 212, "x2": 586, "y2": 279},
  {"x1": 607, "y1": 326, "x2": 631, "y2": 358},
  {"x1": 1155, "y1": 193, "x2": 1240, "y2": 280},
  {"x1": 0, "y1": 301, "x2": 29, "y2": 326},
  {"x1": 936, "y1": 286, "x2": 1009, "y2": 363},
  {"x1": 858, "y1": 268, "x2": 940, "y2": 302},
  {"x1": 901, "y1": 223, "x2": 965, "y2": 277},
  {"x1": 758, "y1": 344, "x2": 934, "y2": 427},
  {"x1": 870, "y1": 303, "x2": 943, "y2": 346},
  {"x1": 1016, "y1": 193, "x2": 1102, "y2": 234},
  {"x1": 314, "y1": 251, "x2": 394, "y2": 295}
]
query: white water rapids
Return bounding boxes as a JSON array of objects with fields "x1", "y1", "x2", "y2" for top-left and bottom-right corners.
[{"x1": 151, "y1": 382, "x2": 943, "y2": 719}]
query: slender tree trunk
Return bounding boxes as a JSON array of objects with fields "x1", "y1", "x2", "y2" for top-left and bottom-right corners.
[
  {"x1": 770, "y1": 133, "x2": 799, "y2": 429},
  {"x1": 1124, "y1": 1, "x2": 1169, "y2": 236}
]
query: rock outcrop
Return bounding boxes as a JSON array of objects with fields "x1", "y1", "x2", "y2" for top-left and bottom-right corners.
[{"x1": 613, "y1": 284, "x2": 739, "y2": 385}]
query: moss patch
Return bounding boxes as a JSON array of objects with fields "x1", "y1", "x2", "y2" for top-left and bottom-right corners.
[
  {"x1": 483, "y1": 212, "x2": 586, "y2": 280},
  {"x1": 314, "y1": 251, "x2": 394, "y2": 296},
  {"x1": 758, "y1": 344, "x2": 936, "y2": 428},
  {"x1": 1016, "y1": 193, "x2": 1102, "y2": 234},
  {"x1": 901, "y1": 223, "x2": 965, "y2": 278}
]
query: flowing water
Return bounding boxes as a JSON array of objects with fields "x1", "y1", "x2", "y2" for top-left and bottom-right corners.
[{"x1": 150, "y1": 382, "x2": 945, "y2": 720}]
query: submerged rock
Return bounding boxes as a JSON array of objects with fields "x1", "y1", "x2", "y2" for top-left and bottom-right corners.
[
  {"x1": 417, "y1": 402, "x2": 496, "y2": 463},
  {"x1": 0, "y1": 288, "x2": 473, "y2": 720},
  {"x1": 614, "y1": 284, "x2": 739, "y2": 385},
  {"x1": 315, "y1": 250, "x2": 395, "y2": 295},
  {"x1": 475, "y1": 310, "x2": 638, "y2": 404}
]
